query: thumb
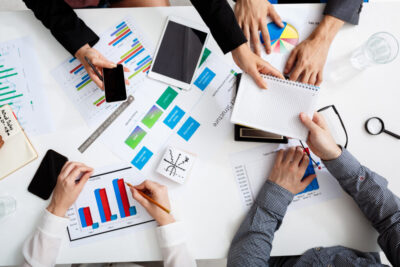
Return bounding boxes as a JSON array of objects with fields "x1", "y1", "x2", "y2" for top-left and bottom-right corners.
[
  {"x1": 130, "y1": 187, "x2": 149, "y2": 208},
  {"x1": 300, "y1": 112, "x2": 320, "y2": 133},
  {"x1": 91, "y1": 57, "x2": 116, "y2": 69},
  {"x1": 302, "y1": 174, "x2": 317, "y2": 188},
  {"x1": 249, "y1": 68, "x2": 268, "y2": 89}
]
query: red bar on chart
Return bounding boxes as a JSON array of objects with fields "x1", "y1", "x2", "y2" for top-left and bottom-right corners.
[
  {"x1": 70, "y1": 63, "x2": 83, "y2": 74},
  {"x1": 99, "y1": 188, "x2": 112, "y2": 221},
  {"x1": 108, "y1": 29, "x2": 131, "y2": 46},
  {"x1": 83, "y1": 207, "x2": 93, "y2": 226},
  {"x1": 118, "y1": 45, "x2": 143, "y2": 64},
  {"x1": 117, "y1": 179, "x2": 131, "y2": 217}
]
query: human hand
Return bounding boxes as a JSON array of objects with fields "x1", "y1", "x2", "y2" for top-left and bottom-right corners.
[
  {"x1": 235, "y1": 0, "x2": 283, "y2": 56},
  {"x1": 75, "y1": 44, "x2": 130, "y2": 90},
  {"x1": 47, "y1": 162, "x2": 93, "y2": 217},
  {"x1": 268, "y1": 147, "x2": 316, "y2": 194},
  {"x1": 0, "y1": 135, "x2": 3, "y2": 149},
  {"x1": 300, "y1": 112, "x2": 342, "y2": 161},
  {"x1": 232, "y1": 43, "x2": 284, "y2": 89},
  {"x1": 284, "y1": 15, "x2": 344, "y2": 86},
  {"x1": 130, "y1": 180, "x2": 175, "y2": 226}
]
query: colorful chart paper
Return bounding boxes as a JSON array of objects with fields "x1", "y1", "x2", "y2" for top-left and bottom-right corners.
[{"x1": 262, "y1": 22, "x2": 299, "y2": 54}]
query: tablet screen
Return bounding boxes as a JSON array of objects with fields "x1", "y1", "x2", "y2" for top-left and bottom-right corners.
[{"x1": 152, "y1": 20, "x2": 208, "y2": 84}]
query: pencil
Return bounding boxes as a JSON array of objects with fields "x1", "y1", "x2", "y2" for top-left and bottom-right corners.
[{"x1": 125, "y1": 182, "x2": 170, "y2": 214}]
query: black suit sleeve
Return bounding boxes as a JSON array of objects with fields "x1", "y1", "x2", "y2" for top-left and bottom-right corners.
[
  {"x1": 23, "y1": 0, "x2": 99, "y2": 56},
  {"x1": 324, "y1": 0, "x2": 364, "y2": 25},
  {"x1": 190, "y1": 0, "x2": 247, "y2": 54}
]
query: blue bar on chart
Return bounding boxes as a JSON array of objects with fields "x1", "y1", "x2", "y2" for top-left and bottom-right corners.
[
  {"x1": 131, "y1": 146, "x2": 153, "y2": 170},
  {"x1": 164, "y1": 105, "x2": 185, "y2": 129},
  {"x1": 112, "y1": 178, "x2": 137, "y2": 218},
  {"x1": 177, "y1": 117, "x2": 200, "y2": 141},
  {"x1": 194, "y1": 67, "x2": 216, "y2": 91},
  {"x1": 297, "y1": 160, "x2": 319, "y2": 195},
  {"x1": 134, "y1": 55, "x2": 152, "y2": 71},
  {"x1": 94, "y1": 188, "x2": 117, "y2": 223},
  {"x1": 78, "y1": 207, "x2": 99, "y2": 229}
]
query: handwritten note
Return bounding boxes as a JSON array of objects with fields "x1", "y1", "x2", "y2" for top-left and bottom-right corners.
[{"x1": 0, "y1": 106, "x2": 20, "y2": 140}]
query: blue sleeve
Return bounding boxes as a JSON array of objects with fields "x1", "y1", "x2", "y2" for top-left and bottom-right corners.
[
  {"x1": 227, "y1": 180, "x2": 294, "y2": 266},
  {"x1": 323, "y1": 149, "x2": 400, "y2": 267}
]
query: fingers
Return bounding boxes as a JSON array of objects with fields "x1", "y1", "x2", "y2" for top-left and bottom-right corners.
[
  {"x1": 66, "y1": 165, "x2": 93, "y2": 183},
  {"x1": 312, "y1": 112, "x2": 328, "y2": 130},
  {"x1": 85, "y1": 66, "x2": 104, "y2": 89},
  {"x1": 123, "y1": 66, "x2": 130, "y2": 72},
  {"x1": 309, "y1": 72, "x2": 317, "y2": 85},
  {"x1": 77, "y1": 170, "x2": 93, "y2": 189},
  {"x1": 291, "y1": 147, "x2": 305, "y2": 166},
  {"x1": 299, "y1": 112, "x2": 321, "y2": 132},
  {"x1": 289, "y1": 64, "x2": 303, "y2": 82},
  {"x1": 257, "y1": 59, "x2": 285, "y2": 79},
  {"x1": 91, "y1": 57, "x2": 116, "y2": 69},
  {"x1": 251, "y1": 26, "x2": 261, "y2": 56},
  {"x1": 300, "y1": 71, "x2": 311, "y2": 84},
  {"x1": 274, "y1": 149, "x2": 284, "y2": 166},
  {"x1": 299, "y1": 153, "x2": 310, "y2": 170},
  {"x1": 316, "y1": 72, "x2": 323, "y2": 86},
  {"x1": 130, "y1": 187, "x2": 150, "y2": 208},
  {"x1": 60, "y1": 162, "x2": 84, "y2": 179},
  {"x1": 283, "y1": 146, "x2": 296, "y2": 165},
  {"x1": 0, "y1": 135, "x2": 3, "y2": 149},
  {"x1": 284, "y1": 49, "x2": 298, "y2": 75},
  {"x1": 260, "y1": 18, "x2": 271, "y2": 54},
  {"x1": 249, "y1": 68, "x2": 268, "y2": 89},
  {"x1": 269, "y1": 6, "x2": 284, "y2": 28}
]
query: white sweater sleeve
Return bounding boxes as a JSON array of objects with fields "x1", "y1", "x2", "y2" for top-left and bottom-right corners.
[
  {"x1": 156, "y1": 222, "x2": 197, "y2": 267},
  {"x1": 22, "y1": 209, "x2": 69, "y2": 267}
]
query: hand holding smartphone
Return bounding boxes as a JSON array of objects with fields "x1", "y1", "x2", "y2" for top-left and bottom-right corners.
[{"x1": 104, "y1": 64, "x2": 127, "y2": 102}]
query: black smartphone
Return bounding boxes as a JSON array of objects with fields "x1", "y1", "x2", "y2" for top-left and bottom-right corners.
[
  {"x1": 104, "y1": 64, "x2": 127, "y2": 102},
  {"x1": 28, "y1": 150, "x2": 68, "y2": 200}
]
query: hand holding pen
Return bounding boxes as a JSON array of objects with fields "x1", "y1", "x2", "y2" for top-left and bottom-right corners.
[
  {"x1": 75, "y1": 43, "x2": 130, "y2": 90},
  {"x1": 127, "y1": 180, "x2": 175, "y2": 226}
]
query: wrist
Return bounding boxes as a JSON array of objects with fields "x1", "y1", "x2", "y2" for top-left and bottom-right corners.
[
  {"x1": 311, "y1": 15, "x2": 344, "y2": 44},
  {"x1": 74, "y1": 43, "x2": 91, "y2": 59},
  {"x1": 232, "y1": 43, "x2": 248, "y2": 57},
  {"x1": 157, "y1": 214, "x2": 176, "y2": 226},
  {"x1": 47, "y1": 203, "x2": 67, "y2": 218},
  {"x1": 322, "y1": 145, "x2": 342, "y2": 161}
]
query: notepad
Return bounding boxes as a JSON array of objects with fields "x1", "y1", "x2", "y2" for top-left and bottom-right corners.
[
  {"x1": 0, "y1": 105, "x2": 37, "y2": 180},
  {"x1": 231, "y1": 74, "x2": 320, "y2": 141}
]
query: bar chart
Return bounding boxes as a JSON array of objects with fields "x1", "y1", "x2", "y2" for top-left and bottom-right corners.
[
  {"x1": 52, "y1": 16, "x2": 154, "y2": 127},
  {"x1": 0, "y1": 37, "x2": 52, "y2": 135},
  {"x1": 67, "y1": 165, "x2": 154, "y2": 242}
]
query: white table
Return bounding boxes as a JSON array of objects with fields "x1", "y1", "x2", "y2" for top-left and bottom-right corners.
[{"x1": 0, "y1": 3, "x2": 399, "y2": 265}]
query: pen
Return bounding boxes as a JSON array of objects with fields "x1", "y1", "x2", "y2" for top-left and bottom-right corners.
[
  {"x1": 125, "y1": 182, "x2": 171, "y2": 214},
  {"x1": 84, "y1": 56, "x2": 104, "y2": 82}
]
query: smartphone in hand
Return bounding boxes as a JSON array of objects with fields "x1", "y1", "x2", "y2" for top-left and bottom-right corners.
[{"x1": 104, "y1": 64, "x2": 127, "y2": 102}]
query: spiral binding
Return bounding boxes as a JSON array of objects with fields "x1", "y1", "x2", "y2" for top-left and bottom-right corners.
[{"x1": 261, "y1": 74, "x2": 320, "y2": 92}]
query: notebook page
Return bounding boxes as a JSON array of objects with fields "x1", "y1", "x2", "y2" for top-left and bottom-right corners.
[{"x1": 231, "y1": 74, "x2": 319, "y2": 140}]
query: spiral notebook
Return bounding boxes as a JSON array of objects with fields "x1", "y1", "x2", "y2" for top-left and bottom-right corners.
[{"x1": 231, "y1": 74, "x2": 320, "y2": 141}]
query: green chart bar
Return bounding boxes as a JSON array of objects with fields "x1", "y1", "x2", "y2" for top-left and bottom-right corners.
[
  {"x1": 77, "y1": 79, "x2": 91, "y2": 91},
  {"x1": 0, "y1": 94, "x2": 23, "y2": 102},
  {"x1": 0, "y1": 73, "x2": 18, "y2": 79},
  {"x1": 0, "y1": 68, "x2": 14, "y2": 74},
  {"x1": 0, "y1": 90, "x2": 16, "y2": 97},
  {"x1": 0, "y1": 86, "x2": 9, "y2": 90}
]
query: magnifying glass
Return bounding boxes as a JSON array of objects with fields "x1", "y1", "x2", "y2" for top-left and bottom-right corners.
[{"x1": 365, "y1": 117, "x2": 400, "y2": 139}]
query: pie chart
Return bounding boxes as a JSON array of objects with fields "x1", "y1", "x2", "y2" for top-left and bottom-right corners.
[{"x1": 260, "y1": 22, "x2": 299, "y2": 54}]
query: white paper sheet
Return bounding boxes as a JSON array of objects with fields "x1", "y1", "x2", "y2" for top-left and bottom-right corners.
[
  {"x1": 52, "y1": 16, "x2": 154, "y2": 127},
  {"x1": 0, "y1": 37, "x2": 53, "y2": 136},
  {"x1": 230, "y1": 140, "x2": 343, "y2": 211},
  {"x1": 66, "y1": 163, "x2": 155, "y2": 244}
]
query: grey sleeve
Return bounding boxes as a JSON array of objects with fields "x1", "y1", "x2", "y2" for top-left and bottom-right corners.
[
  {"x1": 323, "y1": 149, "x2": 400, "y2": 267},
  {"x1": 324, "y1": 0, "x2": 364, "y2": 25},
  {"x1": 227, "y1": 181, "x2": 294, "y2": 266}
]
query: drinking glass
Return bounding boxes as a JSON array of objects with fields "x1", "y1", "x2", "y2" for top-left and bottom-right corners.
[
  {"x1": 351, "y1": 32, "x2": 399, "y2": 70},
  {"x1": 0, "y1": 195, "x2": 16, "y2": 219}
]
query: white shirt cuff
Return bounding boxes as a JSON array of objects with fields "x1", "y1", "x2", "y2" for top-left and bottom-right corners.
[
  {"x1": 156, "y1": 221, "x2": 186, "y2": 248},
  {"x1": 37, "y1": 209, "x2": 69, "y2": 237}
]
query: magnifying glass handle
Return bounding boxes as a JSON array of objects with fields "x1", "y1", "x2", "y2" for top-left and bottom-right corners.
[{"x1": 383, "y1": 129, "x2": 400, "y2": 139}]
